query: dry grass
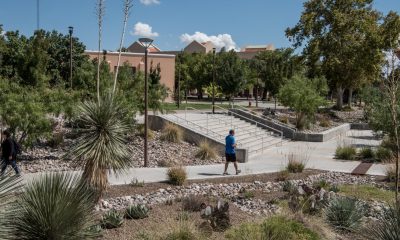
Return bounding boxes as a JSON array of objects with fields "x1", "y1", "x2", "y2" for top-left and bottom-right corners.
[
  {"x1": 195, "y1": 140, "x2": 218, "y2": 160},
  {"x1": 167, "y1": 166, "x2": 187, "y2": 186},
  {"x1": 160, "y1": 123, "x2": 183, "y2": 143},
  {"x1": 135, "y1": 124, "x2": 155, "y2": 140}
]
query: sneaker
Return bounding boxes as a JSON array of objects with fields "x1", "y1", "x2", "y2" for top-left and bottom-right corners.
[
  {"x1": 223, "y1": 172, "x2": 228, "y2": 176},
  {"x1": 236, "y1": 170, "x2": 241, "y2": 175}
]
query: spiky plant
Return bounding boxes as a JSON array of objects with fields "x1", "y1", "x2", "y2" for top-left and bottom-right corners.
[
  {"x1": 363, "y1": 205, "x2": 400, "y2": 240},
  {"x1": 325, "y1": 197, "x2": 364, "y2": 232},
  {"x1": 0, "y1": 174, "x2": 22, "y2": 239},
  {"x1": 160, "y1": 123, "x2": 183, "y2": 143},
  {"x1": 100, "y1": 209, "x2": 124, "y2": 229},
  {"x1": 66, "y1": 94, "x2": 132, "y2": 196},
  {"x1": 195, "y1": 140, "x2": 218, "y2": 160},
  {"x1": 125, "y1": 205, "x2": 149, "y2": 219},
  {"x1": 11, "y1": 173, "x2": 98, "y2": 239}
]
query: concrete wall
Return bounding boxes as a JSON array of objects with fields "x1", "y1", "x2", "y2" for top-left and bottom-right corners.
[
  {"x1": 85, "y1": 51, "x2": 175, "y2": 101},
  {"x1": 149, "y1": 115, "x2": 249, "y2": 163}
]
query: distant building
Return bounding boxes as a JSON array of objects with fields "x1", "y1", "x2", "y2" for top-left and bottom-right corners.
[
  {"x1": 237, "y1": 44, "x2": 275, "y2": 60},
  {"x1": 85, "y1": 50, "x2": 175, "y2": 101},
  {"x1": 183, "y1": 40, "x2": 215, "y2": 54},
  {"x1": 127, "y1": 41, "x2": 161, "y2": 53}
]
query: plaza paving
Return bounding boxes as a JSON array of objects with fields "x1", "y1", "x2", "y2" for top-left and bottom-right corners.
[{"x1": 22, "y1": 129, "x2": 386, "y2": 185}]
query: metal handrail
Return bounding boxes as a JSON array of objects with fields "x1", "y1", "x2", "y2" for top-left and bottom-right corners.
[{"x1": 185, "y1": 107, "x2": 241, "y2": 130}]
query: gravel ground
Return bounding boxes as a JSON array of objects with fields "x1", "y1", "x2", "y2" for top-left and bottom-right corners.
[{"x1": 15, "y1": 131, "x2": 223, "y2": 174}]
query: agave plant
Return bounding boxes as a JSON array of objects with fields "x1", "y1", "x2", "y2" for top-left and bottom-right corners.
[
  {"x1": 0, "y1": 174, "x2": 22, "y2": 239},
  {"x1": 125, "y1": 204, "x2": 149, "y2": 219},
  {"x1": 11, "y1": 173, "x2": 98, "y2": 239},
  {"x1": 362, "y1": 205, "x2": 400, "y2": 240},
  {"x1": 66, "y1": 94, "x2": 132, "y2": 195},
  {"x1": 325, "y1": 197, "x2": 364, "y2": 232},
  {"x1": 101, "y1": 209, "x2": 124, "y2": 229}
]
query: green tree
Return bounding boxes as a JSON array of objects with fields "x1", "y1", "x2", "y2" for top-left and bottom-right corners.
[
  {"x1": 286, "y1": 0, "x2": 383, "y2": 109},
  {"x1": 215, "y1": 50, "x2": 246, "y2": 101},
  {"x1": 278, "y1": 75, "x2": 328, "y2": 130}
]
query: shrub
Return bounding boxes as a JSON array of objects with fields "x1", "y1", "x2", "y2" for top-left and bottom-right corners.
[
  {"x1": 278, "y1": 115, "x2": 289, "y2": 124},
  {"x1": 376, "y1": 146, "x2": 393, "y2": 162},
  {"x1": 48, "y1": 132, "x2": 65, "y2": 148},
  {"x1": 325, "y1": 197, "x2": 364, "y2": 232},
  {"x1": 130, "y1": 178, "x2": 145, "y2": 187},
  {"x1": 276, "y1": 170, "x2": 290, "y2": 181},
  {"x1": 100, "y1": 209, "x2": 124, "y2": 229},
  {"x1": 125, "y1": 205, "x2": 149, "y2": 220},
  {"x1": 167, "y1": 166, "x2": 187, "y2": 186},
  {"x1": 182, "y1": 195, "x2": 203, "y2": 212},
  {"x1": 386, "y1": 165, "x2": 396, "y2": 182},
  {"x1": 195, "y1": 140, "x2": 218, "y2": 160},
  {"x1": 160, "y1": 123, "x2": 183, "y2": 143},
  {"x1": 165, "y1": 220, "x2": 198, "y2": 240},
  {"x1": 225, "y1": 216, "x2": 320, "y2": 240},
  {"x1": 136, "y1": 124, "x2": 155, "y2": 140},
  {"x1": 243, "y1": 190, "x2": 255, "y2": 199},
  {"x1": 362, "y1": 205, "x2": 400, "y2": 240},
  {"x1": 286, "y1": 157, "x2": 305, "y2": 173},
  {"x1": 283, "y1": 180, "x2": 296, "y2": 193},
  {"x1": 10, "y1": 173, "x2": 98, "y2": 239},
  {"x1": 313, "y1": 179, "x2": 330, "y2": 189},
  {"x1": 359, "y1": 148, "x2": 376, "y2": 160},
  {"x1": 335, "y1": 146, "x2": 357, "y2": 160},
  {"x1": 328, "y1": 185, "x2": 340, "y2": 193},
  {"x1": 319, "y1": 117, "x2": 331, "y2": 128}
]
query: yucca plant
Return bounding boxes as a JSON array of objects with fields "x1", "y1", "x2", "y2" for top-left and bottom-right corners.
[
  {"x1": 66, "y1": 94, "x2": 132, "y2": 196},
  {"x1": 325, "y1": 197, "x2": 364, "y2": 232},
  {"x1": 100, "y1": 209, "x2": 124, "y2": 229},
  {"x1": 0, "y1": 174, "x2": 22, "y2": 239},
  {"x1": 362, "y1": 205, "x2": 400, "y2": 240},
  {"x1": 160, "y1": 123, "x2": 183, "y2": 143},
  {"x1": 11, "y1": 173, "x2": 98, "y2": 239},
  {"x1": 125, "y1": 205, "x2": 149, "y2": 219},
  {"x1": 195, "y1": 140, "x2": 218, "y2": 160}
]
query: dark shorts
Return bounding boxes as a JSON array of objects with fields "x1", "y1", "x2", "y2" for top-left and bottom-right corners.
[{"x1": 225, "y1": 153, "x2": 237, "y2": 162}]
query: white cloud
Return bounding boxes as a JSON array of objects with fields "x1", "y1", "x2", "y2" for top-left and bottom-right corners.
[
  {"x1": 131, "y1": 22, "x2": 159, "y2": 38},
  {"x1": 180, "y1": 31, "x2": 238, "y2": 51},
  {"x1": 140, "y1": 0, "x2": 160, "y2": 5}
]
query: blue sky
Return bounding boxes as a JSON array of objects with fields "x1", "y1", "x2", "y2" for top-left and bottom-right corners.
[{"x1": 0, "y1": 0, "x2": 399, "y2": 51}]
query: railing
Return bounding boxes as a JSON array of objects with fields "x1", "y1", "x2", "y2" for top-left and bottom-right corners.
[{"x1": 185, "y1": 107, "x2": 241, "y2": 131}]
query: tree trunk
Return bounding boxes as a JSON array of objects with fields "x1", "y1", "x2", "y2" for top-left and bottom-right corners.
[
  {"x1": 336, "y1": 86, "x2": 344, "y2": 110},
  {"x1": 348, "y1": 88, "x2": 353, "y2": 108}
]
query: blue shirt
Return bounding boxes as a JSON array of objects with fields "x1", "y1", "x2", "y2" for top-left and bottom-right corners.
[{"x1": 225, "y1": 135, "x2": 236, "y2": 154}]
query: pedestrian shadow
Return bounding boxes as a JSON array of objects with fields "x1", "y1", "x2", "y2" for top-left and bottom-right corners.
[{"x1": 197, "y1": 173, "x2": 223, "y2": 176}]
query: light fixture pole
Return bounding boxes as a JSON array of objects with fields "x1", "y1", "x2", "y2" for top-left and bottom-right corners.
[
  {"x1": 212, "y1": 48, "x2": 216, "y2": 114},
  {"x1": 177, "y1": 50, "x2": 183, "y2": 108},
  {"x1": 68, "y1": 26, "x2": 73, "y2": 89},
  {"x1": 139, "y1": 38, "x2": 154, "y2": 168}
]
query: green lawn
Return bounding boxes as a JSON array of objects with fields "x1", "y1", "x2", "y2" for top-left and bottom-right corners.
[{"x1": 339, "y1": 184, "x2": 395, "y2": 203}]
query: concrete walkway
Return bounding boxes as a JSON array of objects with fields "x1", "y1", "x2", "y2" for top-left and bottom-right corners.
[{"x1": 22, "y1": 130, "x2": 386, "y2": 185}]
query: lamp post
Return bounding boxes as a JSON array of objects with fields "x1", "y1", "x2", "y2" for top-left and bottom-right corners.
[
  {"x1": 139, "y1": 37, "x2": 154, "y2": 168},
  {"x1": 68, "y1": 26, "x2": 73, "y2": 89},
  {"x1": 177, "y1": 50, "x2": 183, "y2": 108},
  {"x1": 212, "y1": 47, "x2": 216, "y2": 114}
]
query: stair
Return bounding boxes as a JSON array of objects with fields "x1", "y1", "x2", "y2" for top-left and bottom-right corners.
[{"x1": 162, "y1": 112, "x2": 285, "y2": 157}]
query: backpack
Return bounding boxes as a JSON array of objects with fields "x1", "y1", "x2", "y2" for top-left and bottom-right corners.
[{"x1": 12, "y1": 139, "x2": 22, "y2": 155}]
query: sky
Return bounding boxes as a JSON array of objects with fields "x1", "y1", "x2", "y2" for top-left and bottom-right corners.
[{"x1": 0, "y1": 0, "x2": 399, "y2": 52}]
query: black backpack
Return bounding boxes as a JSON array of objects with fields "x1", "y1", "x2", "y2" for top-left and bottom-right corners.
[{"x1": 12, "y1": 139, "x2": 22, "y2": 155}]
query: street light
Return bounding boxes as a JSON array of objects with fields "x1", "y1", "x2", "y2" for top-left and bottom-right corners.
[
  {"x1": 68, "y1": 26, "x2": 73, "y2": 89},
  {"x1": 139, "y1": 37, "x2": 154, "y2": 168},
  {"x1": 212, "y1": 47, "x2": 216, "y2": 114},
  {"x1": 177, "y1": 49, "x2": 183, "y2": 109}
]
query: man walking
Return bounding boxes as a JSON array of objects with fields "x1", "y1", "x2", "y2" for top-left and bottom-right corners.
[
  {"x1": 223, "y1": 129, "x2": 241, "y2": 175},
  {"x1": 1, "y1": 130, "x2": 20, "y2": 176}
]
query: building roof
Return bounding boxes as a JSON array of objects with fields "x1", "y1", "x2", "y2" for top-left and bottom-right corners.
[
  {"x1": 127, "y1": 41, "x2": 161, "y2": 53},
  {"x1": 242, "y1": 44, "x2": 275, "y2": 52}
]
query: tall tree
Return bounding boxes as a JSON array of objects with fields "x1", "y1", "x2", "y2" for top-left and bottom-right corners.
[{"x1": 286, "y1": 0, "x2": 383, "y2": 109}]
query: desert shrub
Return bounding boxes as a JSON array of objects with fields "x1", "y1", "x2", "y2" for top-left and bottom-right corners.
[
  {"x1": 100, "y1": 209, "x2": 124, "y2": 229},
  {"x1": 319, "y1": 117, "x2": 331, "y2": 128},
  {"x1": 362, "y1": 205, "x2": 400, "y2": 240},
  {"x1": 130, "y1": 178, "x2": 145, "y2": 187},
  {"x1": 313, "y1": 179, "x2": 330, "y2": 189},
  {"x1": 48, "y1": 132, "x2": 65, "y2": 148},
  {"x1": 135, "y1": 124, "x2": 155, "y2": 140},
  {"x1": 276, "y1": 170, "x2": 290, "y2": 181},
  {"x1": 261, "y1": 216, "x2": 320, "y2": 240},
  {"x1": 225, "y1": 223, "x2": 263, "y2": 240},
  {"x1": 125, "y1": 205, "x2": 149, "y2": 219},
  {"x1": 278, "y1": 115, "x2": 289, "y2": 124},
  {"x1": 359, "y1": 147, "x2": 376, "y2": 160},
  {"x1": 164, "y1": 220, "x2": 198, "y2": 240},
  {"x1": 328, "y1": 185, "x2": 340, "y2": 193},
  {"x1": 376, "y1": 146, "x2": 393, "y2": 162},
  {"x1": 325, "y1": 197, "x2": 364, "y2": 232},
  {"x1": 243, "y1": 190, "x2": 255, "y2": 199},
  {"x1": 335, "y1": 146, "x2": 357, "y2": 160},
  {"x1": 167, "y1": 166, "x2": 187, "y2": 186},
  {"x1": 386, "y1": 165, "x2": 396, "y2": 182},
  {"x1": 160, "y1": 123, "x2": 183, "y2": 143},
  {"x1": 176, "y1": 211, "x2": 190, "y2": 222},
  {"x1": 182, "y1": 195, "x2": 203, "y2": 212},
  {"x1": 286, "y1": 157, "x2": 305, "y2": 173},
  {"x1": 195, "y1": 140, "x2": 218, "y2": 160},
  {"x1": 283, "y1": 180, "x2": 296, "y2": 193}
]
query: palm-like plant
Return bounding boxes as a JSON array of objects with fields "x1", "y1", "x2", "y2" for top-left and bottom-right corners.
[
  {"x1": 66, "y1": 94, "x2": 132, "y2": 195},
  {"x1": 0, "y1": 174, "x2": 22, "y2": 239},
  {"x1": 363, "y1": 205, "x2": 400, "y2": 240},
  {"x1": 11, "y1": 173, "x2": 98, "y2": 239}
]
